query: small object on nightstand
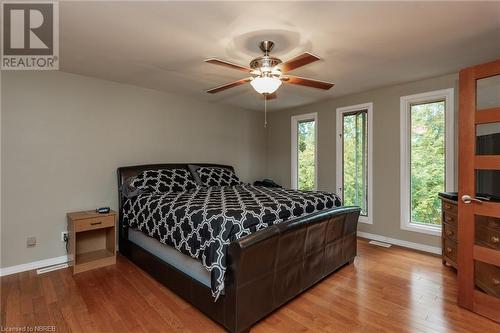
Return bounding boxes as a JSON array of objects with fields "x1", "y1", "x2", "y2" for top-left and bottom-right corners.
[
  {"x1": 96, "y1": 206, "x2": 111, "y2": 214},
  {"x1": 67, "y1": 209, "x2": 117, "y2": 274}
]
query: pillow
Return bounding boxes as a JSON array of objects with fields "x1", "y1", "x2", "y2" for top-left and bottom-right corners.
[
  {"x1": 121, "y1": 176, "x2": 147, "y2": 198},
  {"x1": 188, "y1": 165, "x2": 242, "y2": 187},
  {"x1": 130, "y1": 168, "x2": 197, "y2": 193}
]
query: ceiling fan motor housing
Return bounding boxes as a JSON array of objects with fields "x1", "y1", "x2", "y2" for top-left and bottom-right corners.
[
  {"x1": 250, "y1": 41, "x2": 282, "y2": 77},
  {"x1": 250, "y1": 56, "x2": 282, "y2": 72}
]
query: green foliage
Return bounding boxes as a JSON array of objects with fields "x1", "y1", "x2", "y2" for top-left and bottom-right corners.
[
  {"x1": 342, "y1": 112, "x2": 368, "y2": 215},
  {"x1": 410, "y1": 101, "x2": 445, "y2": 225},
  {"x1": 297, "y1": 121, "x2": 315, "y2": 191}
]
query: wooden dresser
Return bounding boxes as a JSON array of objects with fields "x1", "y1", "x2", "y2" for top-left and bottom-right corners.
[
  {"x1": 440, "y1": 194, "x2": 500, "y2": 298},
  {"x1": 441, "y1": 196, "x2": 458, "y2": 268}
]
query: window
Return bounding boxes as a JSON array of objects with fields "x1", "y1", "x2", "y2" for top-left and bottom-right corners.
[
  {"x1": 291, "y1": 113, "x2": 317, "y2": 190},
  {"x1": 400, "y1": 89, "x2": 454, "y2": 235},
  {"x1": 336, "y1": 103, "x2": 373, "y2": 224}
]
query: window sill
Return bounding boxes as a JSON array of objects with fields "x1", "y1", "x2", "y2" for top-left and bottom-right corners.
[
  {"x1": 401, "y1": 222, "x2": 441, "y2": 236},
  {"x1": 359, "y1": 216, "x2": 372, "y2": 224}
]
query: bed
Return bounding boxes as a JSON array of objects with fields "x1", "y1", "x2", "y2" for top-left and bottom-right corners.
[{"x1": 117, "y1": 163, "x2": 360, "y2": 333}]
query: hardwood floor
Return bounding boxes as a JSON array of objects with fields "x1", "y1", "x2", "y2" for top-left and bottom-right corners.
[{"x1": 2, "y1": 239, "x2": 499, "y2": 332}]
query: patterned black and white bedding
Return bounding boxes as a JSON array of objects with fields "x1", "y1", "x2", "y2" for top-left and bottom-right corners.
[{"x1": 122, "y1": 184, "x2": 342, "y2": 299}]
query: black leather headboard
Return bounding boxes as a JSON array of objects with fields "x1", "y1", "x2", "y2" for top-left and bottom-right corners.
[{"x1": 116, "y1": 163, "x2": 235, "y2": 252}]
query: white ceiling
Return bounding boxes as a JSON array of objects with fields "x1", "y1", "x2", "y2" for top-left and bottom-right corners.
[{"x1": 60, "y1": 1, "x2": 500, "y2": 111}]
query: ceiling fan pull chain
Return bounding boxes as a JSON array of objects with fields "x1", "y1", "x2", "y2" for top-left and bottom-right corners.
[{"x1": 264, "y1": 95, "x2": 267, "y2": 128}]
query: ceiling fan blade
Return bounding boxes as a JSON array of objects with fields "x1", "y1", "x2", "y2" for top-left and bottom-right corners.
[
  {"x1": 280, "y1": 52, "x2": 321, "y2": 72},
  {"x1": 283, "y1": 75, "x2": 335, "y2": 90},
  {"x1": 205, "y1": 77, "x2": 252, "y2": 94},
  {"x1": 205, "y1": 58, "x2": 252, "y2": 72}
]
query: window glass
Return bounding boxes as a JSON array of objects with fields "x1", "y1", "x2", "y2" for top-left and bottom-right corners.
[
  {"x1": 410, "y1": 101, "x2": 446, "y2": 225},
  {"x1": 297, "y1": 120, "x2": 316, "y2": 191},
  {"x1": 342, "y1": 111, "x2": 368, "y2": 215}
]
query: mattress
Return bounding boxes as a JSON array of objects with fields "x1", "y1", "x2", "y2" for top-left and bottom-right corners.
[
  {"x1": 123, "y1": 184, "x2": 342, "y2": 298},
  {"x1": 128, "y1": 228, "x2": 211, "y2": 287}
]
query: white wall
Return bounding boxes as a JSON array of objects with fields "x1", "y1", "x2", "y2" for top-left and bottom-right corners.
[{"x1": 1, "y1": 70, "x2": 267, "y2": 268}]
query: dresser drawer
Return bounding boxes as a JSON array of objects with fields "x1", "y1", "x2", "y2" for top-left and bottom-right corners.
[
  {"x1": 476, "y1": 225, "x2": 500, "y2": 251},
  {"x1": 74, "y1": 215, "x2": 115, "y2": 232},
  {"x1": 476, "y1": 215, "x2": 500, "y2": 231},
  {"x1": 442, "y1": 201, "x2": 457, "y2": 216},
  {"x1": 443, "y1": 239, "x2": 457, "y2": 262},
  {"x1": 475, "y1": 261, "x2": 500, "y2": 298},
  {"x1": 443, "y1": 212, "x2": 458, "y2": 227},
  {"x1": 443, "y1": 222, "x2": 457, "y2": 242}
]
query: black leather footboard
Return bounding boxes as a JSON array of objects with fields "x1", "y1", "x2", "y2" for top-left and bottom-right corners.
[{"x1": 222, "y1": 206, "x2": 360, "y2": 332}]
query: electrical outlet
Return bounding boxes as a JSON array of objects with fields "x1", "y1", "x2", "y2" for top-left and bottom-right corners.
[
  {"x1": 27, "y1": 236, "x2": 36, "y2": 248},
  {"x1": 61, "y1": 231, "x2": 68, "y2": 242}
]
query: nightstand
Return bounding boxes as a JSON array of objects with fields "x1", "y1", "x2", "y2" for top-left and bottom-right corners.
[{"x1": 67, "y1": 210, "x2": 117, "y2": 274}]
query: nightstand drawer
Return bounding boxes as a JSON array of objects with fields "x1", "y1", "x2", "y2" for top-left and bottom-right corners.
[{"x1": 74, "y1": 215, "x2": 115, "y2": 232}]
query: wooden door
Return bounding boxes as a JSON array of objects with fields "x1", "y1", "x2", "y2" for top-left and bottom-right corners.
[{"x1": 458, "y1": 59, "x2": 500, "y2": 322}]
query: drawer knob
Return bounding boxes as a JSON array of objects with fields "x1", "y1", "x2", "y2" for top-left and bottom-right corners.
[
  {"x1": 493, "y1": 278, "x2": 500, "y2": 286},
  {"x1": 491, "y1": 236, "x2": 499, "y2": 244},
  {"x1": 444, "y1": 204, "x2": 451, "y2": 210},
  {"x1": 90, "y1": 221, "x2": 102, "y2": 226},
  {"x1": 445, "y1": 229, "x2": 454, "y2": 236},
  {"x1": 446, "y1": 247, "x2": 452, "y2": 253},
  {"x1": 445, "y1": 216, "x2": 453, "y2": 222}
]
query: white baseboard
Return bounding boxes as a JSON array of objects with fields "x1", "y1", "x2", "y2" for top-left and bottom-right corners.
[
  {"x1": 0, "y1": 255, "x2": 68, "y2": 277},
  {"x1": 357, "y1": 231, "x2": 441, "y2": 255},
  {"x1": 0, "y1": 233, "x2": 440, "y2": 276}
]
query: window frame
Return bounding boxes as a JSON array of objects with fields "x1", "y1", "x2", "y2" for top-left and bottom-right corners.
[
  {"x1": 400, "y1": 88, "x2": 454, "y2": 236},
  {"x1": 291, "y1": 112, "x2": 318, "y2": 190},
  {"x1": 336, "y1": 103, "x2": 373, "y2": 225}
]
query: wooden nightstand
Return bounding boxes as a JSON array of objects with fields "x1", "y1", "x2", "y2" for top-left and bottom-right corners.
[{"x1": 67, "y1": 210, "x2": 117, "y2": 274}]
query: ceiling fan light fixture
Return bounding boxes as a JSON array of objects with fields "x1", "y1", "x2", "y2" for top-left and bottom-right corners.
[{"x1": 250, "y1": 76, "x2": 282, "y2": 94}]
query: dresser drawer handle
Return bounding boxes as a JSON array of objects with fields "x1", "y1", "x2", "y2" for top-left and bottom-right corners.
[
  {"x1": 445, "y1": 229, "x2": 454, "y2": 236},
  {"x1": 491, "y1": 236, "x2": 499, "y2": 244},
  {"x1": 90, "y1": 221, "x2": 102, "y2": 226},
  {"x1": 446, "y1": 247, "x2": 453, "y2": 253},
  {"x1": 445, "y1": 216, "x2": 453, "y2": 222},
  {"x1": 493, "y1": 278, "x2": 500, "y2": 286},
  {"x1": 444, "y1": 204, "x2": 451, "y2": 210}
]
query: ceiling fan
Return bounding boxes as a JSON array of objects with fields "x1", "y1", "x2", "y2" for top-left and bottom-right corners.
[{"x1": 204, "y1": 41, "x2": 334, "y2": 98}]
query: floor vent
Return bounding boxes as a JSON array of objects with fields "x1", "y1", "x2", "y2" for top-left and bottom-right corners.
[
  {"x1": 368, "y1": 240, "x2": 392, "y2": 248},
  {"x1": 36, "y1": 263, "x2": 68, "y2": 275}
]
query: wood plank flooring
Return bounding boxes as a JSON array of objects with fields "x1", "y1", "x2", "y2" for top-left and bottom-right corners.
[{"x1": 2, "y1": 239, "x2": 500, "y2": 332}]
